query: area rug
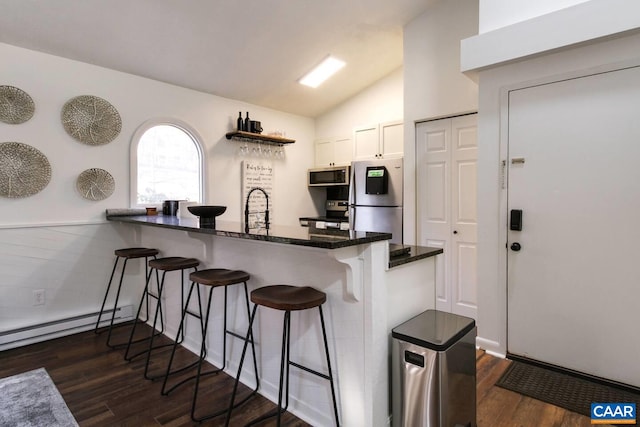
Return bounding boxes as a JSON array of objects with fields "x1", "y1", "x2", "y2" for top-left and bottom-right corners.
[
  {"x1": 496, "y1": 360, "x2": 640, "y2": 417},
  {"x1": 0, "y1": 367, "x2": 79, "y2": 427}
]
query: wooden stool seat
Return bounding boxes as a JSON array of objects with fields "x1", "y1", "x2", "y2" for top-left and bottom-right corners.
[
  {"x1": 114, "y1": 247, "x2": 159, "y2": 258},
  {"x1": 190, "y1": 269, "x2": 250, "y2": 287},
  {"x1": 149, "y1": 257, "x2": 200, "y2": 271},
  {"x1": 251, "y1": 285, "x2": 326, "y2": 311}
]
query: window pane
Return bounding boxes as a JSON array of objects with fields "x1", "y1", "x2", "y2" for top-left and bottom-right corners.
[{"x1": 137, "y1": 125, "x2": 201, "y2": 204}]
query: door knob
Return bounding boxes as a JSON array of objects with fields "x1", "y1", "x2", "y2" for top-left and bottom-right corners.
[{"x1": 510, "y1": 242, "x2": 521, "y2": 251}]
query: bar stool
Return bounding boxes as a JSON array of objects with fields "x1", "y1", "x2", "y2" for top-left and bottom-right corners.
[
  {"x1": 94, "y1": 247, "x2": 159, "y2": 348},
  {"x1": 161, "y1": 268, "x2": 259, "y2": 423},
  {"x1": 124, "y1": 256, "x2": 200, "y2": 379},
  {"x1": 226, "y1": 285, "x2": 340, "y2": 427}
]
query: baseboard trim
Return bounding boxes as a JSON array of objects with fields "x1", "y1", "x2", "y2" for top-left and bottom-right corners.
[
  {"x1": 0, "y1": 305, "x2": 133, "y2": 351},
  {"x1": 476, "y1": 336, "x2": 505, "y2": 358}
]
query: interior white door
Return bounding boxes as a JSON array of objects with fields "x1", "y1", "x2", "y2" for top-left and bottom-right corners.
[
  {"x1": 416, "y1": 114, "x2": 477, "y2": 319},
  {"x1": 450, "y1": 115, "x2": 478, "y2": 319},
  {"x1": 507, "y1": 66, "x2": 640, "y2": 387}
]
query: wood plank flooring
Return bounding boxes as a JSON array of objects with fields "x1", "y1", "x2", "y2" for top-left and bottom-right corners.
[{"x1": 0, "y1": 325, "x2": 603, "y2": 426}]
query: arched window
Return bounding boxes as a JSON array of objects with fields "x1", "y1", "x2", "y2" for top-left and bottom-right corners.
[{"x1": 130, "y1": 119, "x2": 204, "y2": 206}]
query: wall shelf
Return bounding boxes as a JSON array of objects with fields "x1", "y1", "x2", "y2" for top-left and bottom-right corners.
[{"x1": 225, "y1": 131, "x2": 295, "y2": 146}]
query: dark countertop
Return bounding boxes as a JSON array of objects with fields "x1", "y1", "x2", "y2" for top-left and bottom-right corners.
[
  {"x1": 106, "y1": 214, "x2": 391, "y2": 250},
  {"x1": 388, "y1": 244, "x2": 443, "y2": 268}
]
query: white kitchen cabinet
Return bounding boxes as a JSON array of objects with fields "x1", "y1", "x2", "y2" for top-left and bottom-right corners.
[
  {"x1": 353, "y1": 120, "x2": 403, "y2": 160},
  {"x1": 314, "y1": 136, "x2": 352, "y2": 167}
]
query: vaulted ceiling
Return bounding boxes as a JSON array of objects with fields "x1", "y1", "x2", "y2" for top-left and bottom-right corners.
[{"x1": 0, "y1": 0, "x2": 437, "y2": 117}]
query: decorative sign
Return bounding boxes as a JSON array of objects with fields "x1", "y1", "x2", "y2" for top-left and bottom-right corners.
[{"x1": 242, "y1": 160, "x2": 273, "y2": 233}]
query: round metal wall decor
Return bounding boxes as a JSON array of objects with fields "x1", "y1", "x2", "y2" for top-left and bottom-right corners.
[
  {"x1": 0, "y1": 142, "x2": 51, "y2": 198},
  {"x1": 61, "y1": 95, "x2": 122, "y2": 145},
  {"x1": 76, "y1": 168, "x2": 115, "y2": 201},
  {"x1": 0, "y1": 85, "x2": 35, "y2": 124}
]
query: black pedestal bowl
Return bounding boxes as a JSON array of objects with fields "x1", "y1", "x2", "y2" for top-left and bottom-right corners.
[{"x1": 187, "y1": 205, "x2": 227, "y2": 228}]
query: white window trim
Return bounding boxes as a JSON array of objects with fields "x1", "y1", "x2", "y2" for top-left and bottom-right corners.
[{"x1": 129, "y1": 118, "x2": 206, "y2": 208}]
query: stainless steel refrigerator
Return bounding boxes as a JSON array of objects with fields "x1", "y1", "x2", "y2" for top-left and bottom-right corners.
[{"x1": 349, "y1": 157, "x2": 403, "y2": 244}]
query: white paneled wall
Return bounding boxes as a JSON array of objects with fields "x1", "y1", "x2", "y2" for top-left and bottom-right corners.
[{"x1": 0, "y1": 223, "x2": 138, "y2": 335}]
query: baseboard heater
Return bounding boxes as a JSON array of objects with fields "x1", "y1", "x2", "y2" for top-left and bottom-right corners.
[{"x1": 0, "y1": 305, "x2": 133, "y2": 351}]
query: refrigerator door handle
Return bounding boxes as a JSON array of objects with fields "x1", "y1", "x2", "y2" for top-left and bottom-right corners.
[
  {"x1": 349, "y1": 206, "x2": 355, "y2": 231},
  {"x1": 349, "y1": 164, "x2": 357, "y2": 203}
]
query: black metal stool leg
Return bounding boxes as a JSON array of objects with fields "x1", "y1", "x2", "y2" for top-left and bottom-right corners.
[
  {"x1": 245, "y1": 310, "x2": 291, "y2": 427},
  {"x1": 105, "y1": 258, "x2": 129, "y2": 347},
  {"x1": 124, "y1": 266, "x2": 155, "y2": 360},
  {"x1": 143, "y1": 270, "x2": 167, "y2": 379},
  {"x1": 161, "y1": 280, "x2": 203, "y2": 394},
  {"x1": 124, "y1": 265, "x2": 165, "y2": 361},
  {"x1": 191, "y1": 281, "x2": 259, "y2": 423},
  {"x1": 225, "y1": 303, "x2": 259, "y2": 427},
  {"x1": 277, "y1": 310, "x2": 292, "y2": 425},
  {"x1": 94, "y1": 255, "x2": 120, "y2": 333},
  {"x1": 243, "y1": 282, "x2": 260, "y2": 395},
  {"x1": 319, "y1": 305, "x2": 340, "y2": 426},
  {"x1": 190, "y1": 285, "x2": 215, "y2": 421},
  {"x1": 98, "y1": 254, "x2": 159, "y2": 347}
]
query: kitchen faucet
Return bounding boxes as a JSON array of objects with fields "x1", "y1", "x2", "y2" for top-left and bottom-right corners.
[{"x1": 244, "y1": 187, "x2": 270, "y2": 233}]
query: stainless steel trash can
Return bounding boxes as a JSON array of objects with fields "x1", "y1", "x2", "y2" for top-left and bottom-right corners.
[{"x1": 391, "y1": 309, "x2": 476, "y2": 427}]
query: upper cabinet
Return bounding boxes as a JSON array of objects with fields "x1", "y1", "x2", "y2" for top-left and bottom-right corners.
[
  {"x1": 353, "y1": 120, "x2": 404, "y2": 160},
  {"x1": 314, "y1": 136, "x2": 353, "y2": 167}
]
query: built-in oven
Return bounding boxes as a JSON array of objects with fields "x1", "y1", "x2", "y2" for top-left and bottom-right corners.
[{"x1": 308, "y1": 165, "x2": 350, "y2": 187}]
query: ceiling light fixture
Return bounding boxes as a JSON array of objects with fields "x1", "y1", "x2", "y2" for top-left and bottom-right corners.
[{"x1": 299, "y1": 56, "x2": 346, "y2": 88}]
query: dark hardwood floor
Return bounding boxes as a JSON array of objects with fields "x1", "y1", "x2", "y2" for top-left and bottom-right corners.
[
  {"x1": 0, "y1": 324, "x2": 308, "y2": 426},
  {"x1": 0, "y1": 324, "x2": 603, "y2": 426}
]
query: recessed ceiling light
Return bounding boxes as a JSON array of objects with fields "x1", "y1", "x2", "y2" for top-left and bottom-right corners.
[{"x1": 299, "y1": 56, "x2": 346, "y2": 88}]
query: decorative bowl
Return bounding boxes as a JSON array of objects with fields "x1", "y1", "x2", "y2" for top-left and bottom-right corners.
[{"x1": 187, "y1": 205, "x2": 227, "y2": 227}]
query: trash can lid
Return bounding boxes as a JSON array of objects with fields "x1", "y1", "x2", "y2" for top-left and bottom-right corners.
[{"x1": 391, "y1": 309, "x2": 476, "y2": 351}]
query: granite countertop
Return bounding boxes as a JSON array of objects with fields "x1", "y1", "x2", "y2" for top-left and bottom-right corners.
[
  {"x1": 388, "y1": 244, "x2": 443, "y2": 268},
  {"x1": 106, "y1": 214, "x2": 392, "y2": 250}
]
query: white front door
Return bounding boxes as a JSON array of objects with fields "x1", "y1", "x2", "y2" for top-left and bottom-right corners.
[
  {"x1": 507, "y1": 66, "x2": 640, "y2": 387},
  {"x1": 417, "y1": 114, "x2": 478, "y2": 319}
]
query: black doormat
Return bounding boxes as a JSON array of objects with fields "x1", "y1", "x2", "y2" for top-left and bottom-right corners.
[{"x1": 496, "y1": 360, "x2": 640, "y2": 417}]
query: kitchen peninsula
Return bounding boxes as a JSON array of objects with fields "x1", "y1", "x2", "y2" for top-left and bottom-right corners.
[{"x1": 107, "y1": 213, "x2": 440, "y2": 426}]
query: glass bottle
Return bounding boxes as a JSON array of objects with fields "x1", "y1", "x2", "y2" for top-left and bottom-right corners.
[
  {"x1": 244, "y1": 112, "x2": 251, "y2": 133},
  {"x1": 237, "y1": 111, "x2": 244, "y2": 132}
]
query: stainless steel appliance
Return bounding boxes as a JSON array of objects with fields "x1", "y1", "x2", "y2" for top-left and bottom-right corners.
[
  {"x1": 326, "y1": 199, "x2": 348, "y2": 218},
  {"x1": 308, "y1": 165, "x2": 350, "y2": 187},
  {"x1": 349, "y1": 157, "x2": 403, "y2": 244},
  {"x1": 300, "y1": 183, "x2": 349, "y2": 229}
]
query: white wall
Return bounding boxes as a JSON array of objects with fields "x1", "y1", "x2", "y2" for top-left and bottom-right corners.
[
  {"x1": 479, "y1": 0, "x2": 589, "y2": 33},
  {"x1": 403, "y1": 0, "x2": 479, "y2": 245},
  {"x1": 463, "y1": 0, "x2": 640, "y2": 72},
  {"x1": 474, "y1": 28, "x2": 640, "y2": 356},
  {"x1": 314, "y1": 68, "x2": 403, "y2": 139},
  {"x1": 0, "y1": 42, "x2": 316, "y2": 334}
]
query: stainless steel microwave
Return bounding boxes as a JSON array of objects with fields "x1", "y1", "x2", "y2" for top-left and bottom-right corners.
[{"x1": 308, "y1": 165, "x2": 350, "y2": 187}]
